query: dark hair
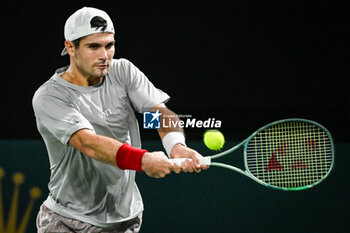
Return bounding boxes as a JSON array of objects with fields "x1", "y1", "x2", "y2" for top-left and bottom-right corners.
[
  {"x1": 71, "y1": 16, "x2": 108, "y2": 49},
  {"x1": 72, "y1": 38, "x2": 82, "y2": 49}
]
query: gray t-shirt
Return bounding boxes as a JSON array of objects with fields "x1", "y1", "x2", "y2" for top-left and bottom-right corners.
[{"x1": 32, "y1": 58, "x2": 170, "y2": 227}]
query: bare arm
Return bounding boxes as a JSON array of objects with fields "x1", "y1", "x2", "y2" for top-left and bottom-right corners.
[
  {"x1": 153, "y1": 103, "x2": 184, "y2": 140},
  {"x1": 68, "y1": 129, "x2": 180, "y2": 178},
  {"x1": 152, "y1": 104, "x2": 209, "y2": 172},
  {"x1": 68, "y1": 129, "x2": 121, "y2": 166}
]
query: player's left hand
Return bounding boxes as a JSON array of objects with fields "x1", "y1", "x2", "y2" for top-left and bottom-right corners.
[{"x1": 170, "y1": 144, "x2": 209, "y2": 173}]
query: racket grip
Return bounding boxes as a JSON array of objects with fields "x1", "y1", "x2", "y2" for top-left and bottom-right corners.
[{"x1": 170, "y1": 157, "x2": 211, "y2": 166}]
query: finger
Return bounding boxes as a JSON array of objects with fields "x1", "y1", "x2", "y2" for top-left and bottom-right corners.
[
  {"x1": 158, "y1": 168, "x2": 171, "y2": 178},
  {"x1": 185, "y1": 160, "x2": 194, "y2": 173},
  {"x1": 181, "y1": 162, "x2": 188, "y2": 172},
  {"x1": 181, "y1": 160, "x2": 193, "y2": 173},
  {"x1": 167, "y1": 165, "x2": 173, "y2": 174},
  {"x1": 191, "y1": 161, "x2": 199, "y2": 172},
  {"x1": 171, "y1": 162, "x2": 181, "y2": 174},
  {"x1": 192, "y1": 158, "x2": 202, "y2": 173},
  {"x1": 190, "y1": 155, "x2": 201, "y2": 169},
  {"x1": 194, "y1": 165, "x2": 201, "y2": 173},
  {"x1": 191, "y1": 153, "x2": 203, "y2": 169},
  {"x1": 154, "y1": 173, "x2": 163, "y2": 179}
]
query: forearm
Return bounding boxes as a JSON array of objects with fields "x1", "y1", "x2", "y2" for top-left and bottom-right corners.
[
  {"x1": 151, "y1": 104, "x2": 186, "y2": 157},
  {"x1": 69, "y1": 129, "x2": 122, "y2": 166},
  {"x1": 153, "y1": 105, "x2": 184, "y2": 140},
  {"x1": 68, "y1": 129, "x2": 179, "y2": 177}
]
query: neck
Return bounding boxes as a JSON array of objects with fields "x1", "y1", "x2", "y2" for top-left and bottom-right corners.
[{"x1": 61, "y1": 66, "x2": 102, "y2": 86}]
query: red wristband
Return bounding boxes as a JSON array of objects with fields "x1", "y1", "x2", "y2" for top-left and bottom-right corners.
[{"x1": 116, "y1": 143, "x2": 147, "y2": 172}]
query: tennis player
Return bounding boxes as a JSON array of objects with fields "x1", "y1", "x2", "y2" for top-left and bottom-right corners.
[{"x1": 33, "y1": 7, "x2": 207, "y2": 232}]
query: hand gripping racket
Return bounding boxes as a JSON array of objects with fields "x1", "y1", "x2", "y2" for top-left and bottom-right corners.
[{"x1": 171, "y1": 118, "x2": 335, "y2": 191}]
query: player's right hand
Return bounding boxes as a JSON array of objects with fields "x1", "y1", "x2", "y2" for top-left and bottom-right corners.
[{"x1": 141, "y1": 152, "x2": 180, "y2": 178}]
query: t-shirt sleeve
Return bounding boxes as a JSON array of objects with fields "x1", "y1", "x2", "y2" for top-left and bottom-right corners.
[
  {"x1": 119, "y1": 59, "x2": 170, "y2": 113},
  {"x1": 33, "y1": 94, "x2": 94, "y2": 144}
]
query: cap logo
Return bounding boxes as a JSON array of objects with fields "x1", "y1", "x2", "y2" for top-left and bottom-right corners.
[{"x1": 90, "y1": 16, "x2": 108, "y2": 32}]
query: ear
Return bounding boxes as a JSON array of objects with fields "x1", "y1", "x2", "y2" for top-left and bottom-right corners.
[{"x1": 64, "y1": 40, "x2": 75, "y2": 56}]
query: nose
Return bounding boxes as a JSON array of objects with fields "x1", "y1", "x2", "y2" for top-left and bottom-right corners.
[{"x1": 99, "y1": 48, "x2": 108, "y2": 61}]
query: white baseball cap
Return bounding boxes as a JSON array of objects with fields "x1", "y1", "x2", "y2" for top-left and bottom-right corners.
[{"x1": 61, "y1": 7, "x2": 115, "y2": 56}]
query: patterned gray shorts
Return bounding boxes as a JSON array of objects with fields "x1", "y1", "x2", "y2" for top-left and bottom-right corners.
[{"x1": 36, "y1": 205, "x2": 142, "y2": 233}]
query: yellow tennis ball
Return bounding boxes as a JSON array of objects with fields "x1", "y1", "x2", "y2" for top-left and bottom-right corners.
[{"x1": 203, "y1": 130, "x2": 225, "y2": 151}]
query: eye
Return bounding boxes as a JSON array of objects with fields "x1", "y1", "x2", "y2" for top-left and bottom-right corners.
[
  {"x1": 106, "y1": 42, "x2": 115, "y2": 49},
  {"x1": 88, "y1": 44, "x2": 100, "y2": 49}
]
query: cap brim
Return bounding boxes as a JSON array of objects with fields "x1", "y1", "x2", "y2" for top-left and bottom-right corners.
[{"x1": 61, "y1": 47, "x2": 68, "y2": 56}]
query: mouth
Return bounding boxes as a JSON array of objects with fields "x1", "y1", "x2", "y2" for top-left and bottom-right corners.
[
  {"x1": 95, "y1": 63, "x2": 109, "y2": 69},
  {"x1": 96, "y1": 64, "x2": 108, "y2": 69}
]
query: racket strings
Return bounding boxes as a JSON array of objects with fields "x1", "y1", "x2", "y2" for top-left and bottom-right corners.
[{"x1": 246, "y1": 121, "x2": 333, "y2": 189}]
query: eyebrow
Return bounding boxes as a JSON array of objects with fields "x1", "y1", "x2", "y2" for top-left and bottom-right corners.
[{"x1": 85, "y1": 41, "x2": 115, "y2": 47}]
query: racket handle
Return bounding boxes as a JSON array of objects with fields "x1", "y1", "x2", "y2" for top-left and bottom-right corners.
[{"x1": 170, "y1": 157, "x2": 211, "y2": 166}]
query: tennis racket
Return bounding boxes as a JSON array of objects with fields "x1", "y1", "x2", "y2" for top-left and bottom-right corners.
[{"x1": 171, "y1": 118, "x2": 335, "y2": 191}]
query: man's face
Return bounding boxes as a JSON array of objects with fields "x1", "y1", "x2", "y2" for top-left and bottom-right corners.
[{"x1": 73, "y1": 32, "x2": 115, "y2": 78}]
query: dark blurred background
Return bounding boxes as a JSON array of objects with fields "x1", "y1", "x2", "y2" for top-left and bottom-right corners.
[
  {"x1": 1, "y1": 0, "x2": 349, "y2": 142},
  {"x1": 0, "y1": 1, "x2": 349, "y2": 233}
]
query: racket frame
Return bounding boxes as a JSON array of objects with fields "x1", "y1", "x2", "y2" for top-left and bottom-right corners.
[{"x1": 209, "y1": 118, "x2": 335, "y2": 191}]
